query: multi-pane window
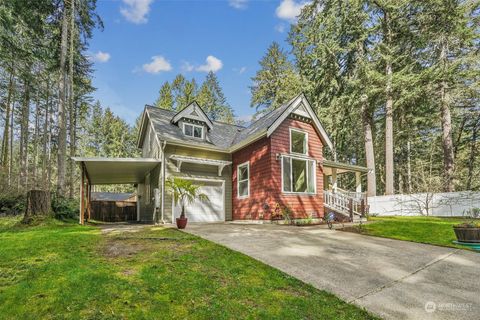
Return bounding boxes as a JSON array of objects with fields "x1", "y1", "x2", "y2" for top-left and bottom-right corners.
[
  {"x1": 184, "y1": 123, "x2": 203, "y2": 138},
  {"x1": 282, "y1": 157, "x2": 316, "y2": 193},
  {"x1": 290, "y1": 129, "x2": 308, "y2": 154},
  {"x1": 237, "y1": 162, "x2": 249, "y2": 198}
]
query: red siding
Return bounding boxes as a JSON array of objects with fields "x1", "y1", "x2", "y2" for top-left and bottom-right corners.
[
  {"x1": 232, "y1": 136, "x2": 273, "y2": 220},
  {"x1": 232, "y1": 117, "x2": 324, "y2": 220}
]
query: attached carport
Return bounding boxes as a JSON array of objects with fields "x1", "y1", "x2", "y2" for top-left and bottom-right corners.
[{"x1": 72, "y1": 157, "x2": 161, "y2": 225}]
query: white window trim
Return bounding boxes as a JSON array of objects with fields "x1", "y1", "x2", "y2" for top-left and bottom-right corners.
[
  {"x1": 183, "y1": 122, "x2": 204, "y2": 139},
  {"x1": 289, "y1": 128, "x2": 308, "y2": 155},
  {"x1": 237, "y1": 161, "x2": 250, "y2": 199},
  {"x1": 281, "y1": 155, "x2": 317, "y2": 195}
]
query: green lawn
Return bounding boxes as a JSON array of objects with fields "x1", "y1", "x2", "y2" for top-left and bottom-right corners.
[
  {"x1": 354, "y1": 216, "x2": 473, "y2": 248},
  {"x1": 0, "y1": 217, "x2": 376, "y2": 320}
]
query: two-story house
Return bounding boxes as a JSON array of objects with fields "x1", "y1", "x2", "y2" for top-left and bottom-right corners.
[{"x1": 74, "y1": 94, "x2": 368, "y2": 224}]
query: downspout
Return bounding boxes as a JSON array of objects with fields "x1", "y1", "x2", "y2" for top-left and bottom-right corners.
[{"x1": 160, "y1": 140, "x2": 167, "y2": 224}]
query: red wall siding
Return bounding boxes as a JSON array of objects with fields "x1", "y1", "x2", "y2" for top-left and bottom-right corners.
[
  {"x1": 232, "y1": 136, "x2": 273, "y2": 220},
  {"x1": 232, "y1": 117, "x2": 324, "y2": 220},
  {"x1": 270, "y1": 118, "x2": 324, "y2": 219}
]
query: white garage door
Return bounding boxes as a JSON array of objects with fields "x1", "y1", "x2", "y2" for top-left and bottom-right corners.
[{"x1": 173, "y1": 180, "x2": 224, "y2": 222}]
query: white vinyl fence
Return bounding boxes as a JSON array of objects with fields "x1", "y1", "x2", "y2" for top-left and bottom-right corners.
[{"x1": 368, "y1": 192, "x2": 480, "y2": 217}]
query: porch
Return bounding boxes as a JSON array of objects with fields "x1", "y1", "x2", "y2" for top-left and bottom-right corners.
[{"x1": 322, "y1": 160, "x2": 369, "y2": 220}]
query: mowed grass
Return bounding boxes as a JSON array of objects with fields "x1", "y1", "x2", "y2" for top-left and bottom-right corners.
[
  {"x1": 358, "y1": 216, "x2": 473, "y2": 248},
  {"x1": 0, "y1": 217, "x2": 376, "y2": 320}
]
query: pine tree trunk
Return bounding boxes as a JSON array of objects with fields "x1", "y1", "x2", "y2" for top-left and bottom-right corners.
[
  {"x1": 407, "y1": 140, "x2": 412, "y2": 193},
  {"x1": 9, "y1": 102, "x2": 14, "y2": 186},
  {"x1": 57, "y1": 0, "x2": 69, "y2": 196},
  {"x1": 19, "y1": 79, "x2": 30, "y2": 190},
  {"x1": 439, "y1": 40, "x2": 455, "y2": 192},
  {"x1": 362, "y1": 98, "x2": 377, "y2": 196},
  {"x1": 1, "y1": 72, "x2": 14, "y2": 172},
  {"x1": 32, "y1": 94, "x2": 40, "y2": 188},
  {"x1": 68, "y1": 0, "x2": 76, "y2": 198},
  {"x1": 47, "y1": 97, "x2": 53, "y2": 190},
  {"x1": 384, "y1": 10, "x2": 394, "y2": 195},
  {"x1": 42, "y1": 80, "x2": 50, "y2": 188},
  {"x1": 466, "y1": 114, "x2": 479, "y2": 190},
  {"x1": 23, "y1": 190, "x2": 51, "y2": 222}
]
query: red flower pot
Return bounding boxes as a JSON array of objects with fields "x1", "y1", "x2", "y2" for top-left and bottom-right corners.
[{"x1": 176, "y1": 217, "x2": 188, "y2": 229}]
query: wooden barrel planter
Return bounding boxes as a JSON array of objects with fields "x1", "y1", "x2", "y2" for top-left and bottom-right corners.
[{"x1": 453, "y1": 226, "x2": 480, "y2": 243}]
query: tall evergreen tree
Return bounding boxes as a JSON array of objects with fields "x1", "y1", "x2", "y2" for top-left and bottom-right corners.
[
  {"x1": 250, "y1": 42, "x2": 301, "y2": 118},
  {"x1": 415, "y1": 0, "x2": 480, "y2": 192},
  {"x1": 155, "y1": 81, "x2": 173, "y2": 110},
  {"x1": 197, "y1": 71, "x2": 235, "y2": 123}
]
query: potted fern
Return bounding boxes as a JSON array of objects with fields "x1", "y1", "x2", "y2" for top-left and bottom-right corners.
[{"x1": 166, "y1": 177, "x2": 209, "y2": 229}]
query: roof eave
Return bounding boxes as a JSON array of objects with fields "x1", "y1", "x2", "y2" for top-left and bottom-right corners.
[{"x1": 323, "y1": 160, "x2": 369, "y2": 173}]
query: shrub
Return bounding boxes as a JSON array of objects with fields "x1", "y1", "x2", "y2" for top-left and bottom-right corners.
[
  {"x1": 51, "y1": 194, "x2": 79, "y2": 220},
  {"x1": 0, "y1": 193, "x2": 26, "y2": 216}
]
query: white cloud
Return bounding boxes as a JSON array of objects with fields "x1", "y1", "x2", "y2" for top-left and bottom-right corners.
[
  {"x1": 120, "y1": 0, "x2": 153, "y2": 24},
  {"x1": 233, "y1": 66, "x2": 246, "y2": 74},
  {"x1": 276, "y1": 0, "x2": 308, "y2": 21},
  {"x1": 181, "y1": 61, "x2": 194, "y2": 72},
  {"x1": 142, "y1": 55, "x2": 172, "y2": 74},
  {"x1": 196, "y1": 55, "x2": 223, "y2": 73},
  {"x1": 275, "y1": 23, "x2": 286, "y2": 33},
  {"x1": 229, "y1": 0, "x2": 248, "y2": 9},
  {"x1": 93, "y1": 51, "x2": 111, "y2": 63}
]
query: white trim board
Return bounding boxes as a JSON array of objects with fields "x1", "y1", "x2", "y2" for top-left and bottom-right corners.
[
  {"x1": 171, "y1": 102, "x2": 213, "y2": 129},
  {"x1": 266, "y1": 94, "x2": 334, "y2": 152}
]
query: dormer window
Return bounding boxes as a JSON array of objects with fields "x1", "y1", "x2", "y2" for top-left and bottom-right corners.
[{"x1": 184, "y1": 123, "x2": 203, "y2": 139}]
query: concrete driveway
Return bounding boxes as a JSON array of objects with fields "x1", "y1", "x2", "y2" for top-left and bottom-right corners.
[{"x1": 185, "y1": 223, "x2": 479, "y2": 320}]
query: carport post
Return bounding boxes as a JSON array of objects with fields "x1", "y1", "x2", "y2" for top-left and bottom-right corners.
[
  {"x1": 79, "y1": 163, "x2": 85, "y2": 225},
  {"x1": 87, "y1": 182, "x2": 91, "y2": 221}
]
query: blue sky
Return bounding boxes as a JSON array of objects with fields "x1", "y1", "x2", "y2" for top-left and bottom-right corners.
[{"x1": 88, "y1": 0, "x2": 307, "y2": 124}]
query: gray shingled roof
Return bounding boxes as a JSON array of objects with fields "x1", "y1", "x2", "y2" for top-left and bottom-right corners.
[
  {"x1": 147, "y1": 107, "x2": 242, "y2": 150},
  {"x1": 146, "y1": 98, "x2": 293, "y2": 151},
  {"x1": 230, "y1": 102, "x2": 291, "y2": 146}
]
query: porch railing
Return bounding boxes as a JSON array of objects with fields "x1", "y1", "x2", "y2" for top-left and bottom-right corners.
[{"x1": 324, "y1": 190, "x2": 367, "y2": 220}]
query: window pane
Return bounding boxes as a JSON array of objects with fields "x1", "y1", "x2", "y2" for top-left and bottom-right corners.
[
  {"x1": 292, "y1": 158, "x2": 307, "y2": 192},
  {"x1": 184, "y1": 124, "x2": 193, "y2": 136},
  {"x1": 291, "y1": 130, "x2": 306, "y2": 154},
  {"x1": 194, "y1": 126, "x2": 202, "y2": 138},
  {"x1": 238, "y1": 165, "x2": 248, "y2": 181},
  {"x1": 282, "y1": 157, "x2": 291, "y2": 192},
  {"x1": 239, "y1": 181, "x2": 248, "y2": 197},
  {"x1": 307, "y1": 160, "x2": 315, "y2": 193}
]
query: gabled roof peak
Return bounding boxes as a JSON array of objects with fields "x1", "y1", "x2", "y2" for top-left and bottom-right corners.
[{"x1": 171, "y1": 101, "x2": 213, "y2": 129}]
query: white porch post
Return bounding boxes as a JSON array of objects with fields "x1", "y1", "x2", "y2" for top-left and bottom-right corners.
[
  {"x1": 356, "y1": 172, "x2": 362, "y2": 193},
  {"x1": 332, "y1": 168, "x2": 338, "y2": 192}
]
